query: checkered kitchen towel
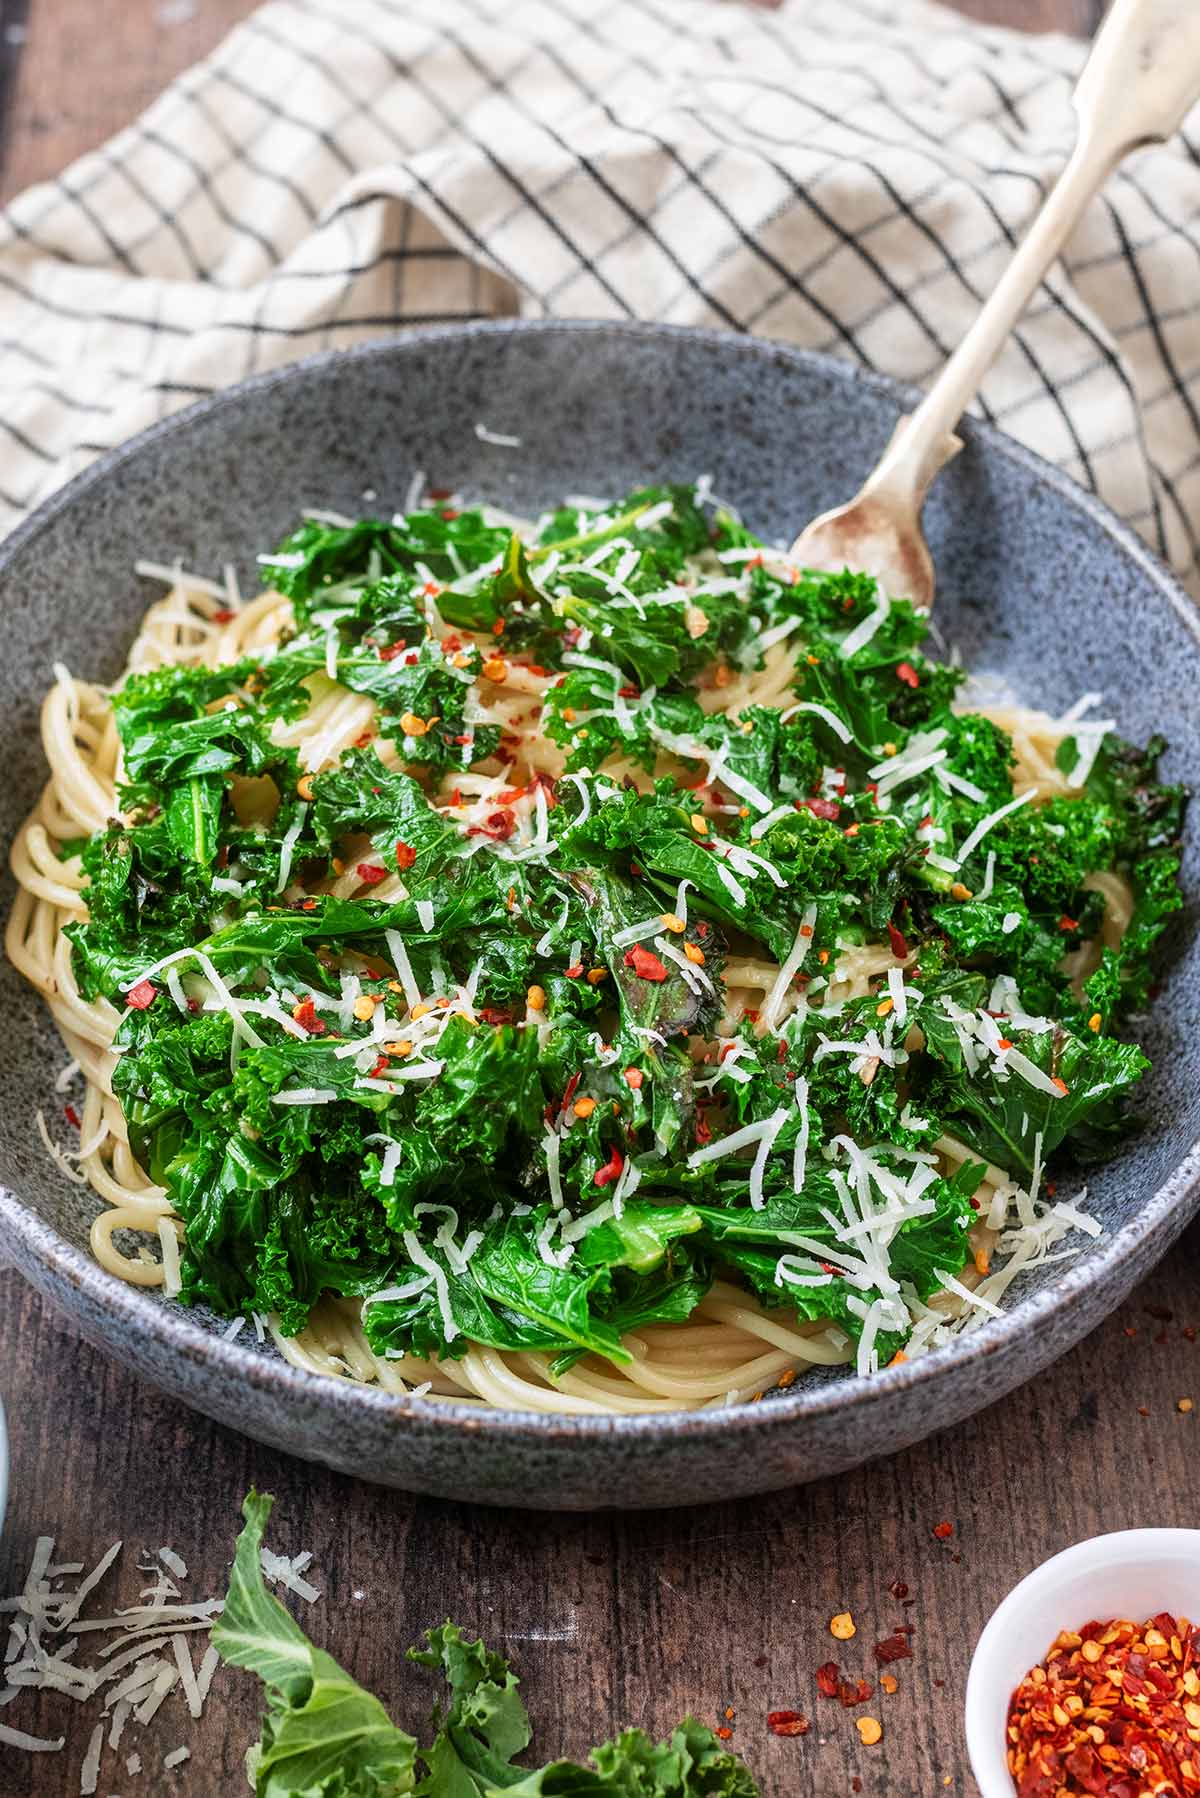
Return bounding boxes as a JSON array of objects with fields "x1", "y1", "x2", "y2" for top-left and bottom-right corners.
[{"x1": 2, "y1": 0, "x2": 1200, "y2": 587}]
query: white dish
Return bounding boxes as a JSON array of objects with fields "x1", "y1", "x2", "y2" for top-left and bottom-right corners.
[{"x1": 965, "y1": 1528, "x2": 1200, "y2": 1796}]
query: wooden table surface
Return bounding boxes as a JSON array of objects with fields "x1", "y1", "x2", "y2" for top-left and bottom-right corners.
[{"x1": 1, "y1": 2, "x2": 1190, "y2": 1796}]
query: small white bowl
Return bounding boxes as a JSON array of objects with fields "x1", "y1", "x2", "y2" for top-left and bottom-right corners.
[{"x1": 965, "y1": 1529, "x2": 1200, "y2": 1797}]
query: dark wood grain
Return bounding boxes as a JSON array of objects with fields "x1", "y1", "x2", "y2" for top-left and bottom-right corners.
[
  {"x1": 1, "y1": 1, "x2": 1172, "y2": 1795},
  {"x1": 4, "y1": 1228, "x2": 1200, "y2": 1798}
]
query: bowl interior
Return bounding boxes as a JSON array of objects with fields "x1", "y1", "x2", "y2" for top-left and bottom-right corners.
[
  {"x1": 0, "y1": 321, "x2": 1198, "y2": 1449},
  {"x1": 965, "y1": 1530, "x2": 1200, "y2": 1797}
]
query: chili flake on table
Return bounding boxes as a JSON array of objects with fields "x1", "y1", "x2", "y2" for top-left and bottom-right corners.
[{"x1": 1007, "y1": 1613, "x2": 1200, "y2": 1797}]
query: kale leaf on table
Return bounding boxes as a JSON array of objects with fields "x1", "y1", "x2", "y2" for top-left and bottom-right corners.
[{"x1": 213, "y1": 1492, "x2": 760, "y2": 1797}]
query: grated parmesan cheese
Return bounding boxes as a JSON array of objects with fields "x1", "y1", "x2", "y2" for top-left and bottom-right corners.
[{"x1": 779, "y1": 700, "x2": 853, "y2": 743}]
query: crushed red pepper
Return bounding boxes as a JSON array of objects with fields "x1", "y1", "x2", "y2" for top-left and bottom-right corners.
[
  {"x1": 886, "y1": 919, "x2": 909, "y2": 961},
  {"x1": 874, "y1": 1632, "x2": 914, "y2": 1665},
  {"x1": 816, "y1": 1662, "x2": 841, "y2": 1698},
  {"x1": 767, "y1": 1711, "x2": 810, "y2": 1738},
  {"x1": 837, "y1": 1678, "x2": 874, "y2": 1708},
  {"x1": 1007, "y1": 1612, "x2": 1200, "y2": 1798},
  {"x1": 623, "y1": 944, "x2": 668, "y2": 983},
  {"x1": 290, "y1": 998, "x2": 326, "y2": 1036},
  {"x1": 593, "y1": 1145, "x2": 625, "y2": 1189}
]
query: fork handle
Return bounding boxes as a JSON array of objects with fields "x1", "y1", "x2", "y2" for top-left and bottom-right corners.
[{"x1": 861, "y1": 0, "x2": 1200, "y2": 508}]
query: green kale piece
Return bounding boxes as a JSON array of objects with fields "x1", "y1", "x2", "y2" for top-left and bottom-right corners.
[
  {"x1": 927, "y1": 1023, "x2": 1149, "y2": 1177},
  {"x1": 216, "y1": 1493, "x2": 761, "y2": 1796},
  {"x1": 213, "y1": 1491, "x2": 418, "y2": 1795}
]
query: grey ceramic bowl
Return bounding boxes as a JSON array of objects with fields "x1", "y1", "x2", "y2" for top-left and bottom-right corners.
[{"x1": 1, "y1": 322, "x2": 1197, "y2": 1510}]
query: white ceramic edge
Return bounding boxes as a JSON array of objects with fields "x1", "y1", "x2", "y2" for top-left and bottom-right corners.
[{"x1": 965, "y1": 1528, "x2": 1200, "y2": 1797}]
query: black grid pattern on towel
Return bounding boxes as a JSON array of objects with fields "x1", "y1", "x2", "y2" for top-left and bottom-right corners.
[{"x1": 0, "y1": 0, "x2": 1198, "y2": 588}]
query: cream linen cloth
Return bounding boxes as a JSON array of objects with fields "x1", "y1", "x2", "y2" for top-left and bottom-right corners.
[{"x1": 1, "y1": 0, "x2": 1199, "y2": 586}]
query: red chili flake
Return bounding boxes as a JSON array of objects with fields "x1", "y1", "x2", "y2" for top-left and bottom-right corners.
[
  {"x1": 886, "y1": 920, "x2": 909, "y2": 961},
  {"x1": 797, "y1": 796, "x2": 840, "y2": 821},
  {"x1": 820, "y1": 1262, "x2": 844, "y2": 1277},
  {"x1": 895, "y1": 661, "x2": 920, "y2": 688},
  {"x1": 427, "y1": 486, "x2": 452, "y2": 500},
  {"x1": 378, "y1": 642, "x2": 406, "y2": 661},
  {"x1": 1007, "y1": 1612, "x2": 1200, "y2": 1798},
  {"x1": 932, "y1": 1520, "x2": 954, "y2": 1540},
  {"x1": 367, "y1": 1055, "x2": 390, "y2": 1079},
  {"x1": 453, "y1": 734, "x2": 473, "y2": 747},
  {"x1": 888, "y1": 1581, "x2": 910, "y2": 1601},
  {"x1": 211, "y1": 608, "x2": 235, "y2": 624},
  {"x1": 441, "y1": 507, "x2": 460, "y2": 520},
  {"x1": 357, "y1": 863, "x2": 388, "y2": 885},
  {"x1": 561, "y1": 1073, "x2": 582, "y2": 1113},
  {"x1": 291, "y1": 998, "x2": 326, "y2": 1036},
  {"x1": 395, "y1": 841, "x2": 417, "y2": 871},
  {"x1": 767, "y1": 1711, "x2": 810, "y2": 1738},
  {"x1": 776, "y1": 1038, "x2": 788, "y2": 1064},
  {"x1": 874, "y1": 1633, "x2": 913, "y2": 1665},
  {"x1": 404, "y1": 651, "x2": 420, "y2": 666},
  {"x1": 816, "y1": 1663, "x2": 841, "y2": 1699},
  {"x1": 478, "y1": 1007, "x2": 512, "y2": 1026},
  {"x1": 1059, "y1": 914, "x2": 1080, "y2": 932},
  {"x1": 838, "y1": 1679, "x2": 873, "y2": 1708},
  {"x1": 63, "y1": 1104, "x2": 81, "y2": 1129},
  {"x1": 594, "y1": 1145, "x2": 625, "y2": 1189},
  {"x1": 623, "y1": 944, "x2": 668, "y2": 983},
  {"x1": 694, "y1": 1114, "x2": 712, "y2": 1147},
  {"x1": 714, "y1": 1725, "x2": 733, "y2": 1741},
  {"x1": 125, "y1": 978, "x2": 157, "y2": 1011},
  {"x1": 617, "y1": 685, "x2": 640, "y2": 699},
  {"x1": 564, "y1": 963, "x2": 584, "y2": 980},
  {"x1": 466, "y1": 810, "x2": 515, "y2": 842},
  {"x1": 186, "y1": 998, "x2": 201, "y2": 1014}
]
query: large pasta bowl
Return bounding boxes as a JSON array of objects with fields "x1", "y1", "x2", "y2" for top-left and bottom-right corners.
[{"x1": 0, "y1": 321, "x2": 1197, "y2": 1510}]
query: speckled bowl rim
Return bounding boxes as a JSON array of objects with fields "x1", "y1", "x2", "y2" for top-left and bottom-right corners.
[{"x1": 1, "y1": 318, "x2": 1198, "y2": 1452}]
